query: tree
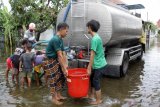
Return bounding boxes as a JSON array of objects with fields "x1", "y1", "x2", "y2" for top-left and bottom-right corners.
[
  {"x1": 144, "y1": 21, "x2": 157, "y2": 33},
  {"x1": 158, "y1": 30, "x2": 160, "y2": 36},
  {"x1": 0, "y1": 0, "x2": 69, "y2": 56},
  {"x1": 0, "y1": 6, "x2": 17, "y2": 55},
  {"x1": 9, "y1": 0, "x2": 69, "y2": 41}
]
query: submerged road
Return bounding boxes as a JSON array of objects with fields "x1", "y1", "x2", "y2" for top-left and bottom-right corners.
[{"x1": 0, "y1": 37, "x2": 160, "y2": 107}]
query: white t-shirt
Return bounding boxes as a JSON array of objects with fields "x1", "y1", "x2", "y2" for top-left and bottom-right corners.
[{"x1": 24, "y1": 30, "x2": 36, "y2": 41}]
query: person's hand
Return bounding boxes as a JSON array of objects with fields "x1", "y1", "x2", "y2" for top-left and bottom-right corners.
[
  {"x1": 87, "y1": 67, "x2": 91, "y2": 76},
  {"x1": 65, "y1": 69, "x2": 68, "y2": 77},
  {"x1": 63, "y1": 68, "x2": 68, "y2": 77},
  {"x1": 65, "y1": 64, "x2": 68, "y2": 69},
  {"x1": 19, "y1": 68, "x2": 22, "y2": 72}
]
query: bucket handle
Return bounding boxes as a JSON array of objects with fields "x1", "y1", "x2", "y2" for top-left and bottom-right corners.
[{"x1": 82, "y1": 76, "x2": 89, "y2": 80}]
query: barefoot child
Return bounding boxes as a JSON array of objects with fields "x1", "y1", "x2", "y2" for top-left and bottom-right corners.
[
  {"x1": 19, "y1": 43, "x2": 35, "y2": 87},
  {"x1": 5, "y1": 48, "x2": 24, "y2": 82},
  {"x1": 10, "y1": 48, "x2": 23, "y2": 83}
]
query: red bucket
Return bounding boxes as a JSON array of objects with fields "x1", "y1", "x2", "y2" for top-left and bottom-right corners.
[{"x1": 67, "y1": 68, "x2": 89, "y2": 98}]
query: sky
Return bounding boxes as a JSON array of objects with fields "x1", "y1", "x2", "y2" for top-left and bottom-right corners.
[
  {"x1": 1, "y1": 0, "x2": 160, "y2": 24},
  {"x1": 1, "y1": 0, "x2": 11, "y2": 9},
  {"x1": 122, "y1": 0, "x2": 160, "y2": 24}
]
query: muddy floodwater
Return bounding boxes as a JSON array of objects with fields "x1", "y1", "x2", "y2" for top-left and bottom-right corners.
[{"x1": 0, "y1": 38, "x2": 160, "y2": 107}]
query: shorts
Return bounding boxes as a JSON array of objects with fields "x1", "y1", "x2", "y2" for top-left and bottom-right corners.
[
  {"x1": 6, "y1": 57, "x2": 12, "y2": 69},
  {"x1": 90, "y1": 65, "x2": 108, "y2": 91},
  {"x1": 12, "y1": 68, "x2": 19, "y2": 75},
  {"x1": 20, "y1": 71, "x2": 32, "y2": 78}
]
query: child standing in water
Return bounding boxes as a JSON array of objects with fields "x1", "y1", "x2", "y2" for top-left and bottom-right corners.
[
  {"x1": 10, "y1": 48, "x2": 23, "y2": 84},
  {"x1": 19, "y1": 43, "x2": 35, "y2": 87},
  {"x1": 34, "y1": 51, "x2": 45, "y2": 86},
  {"x1": 5, "y1": 47, "x2": 24, "y2": 82}
]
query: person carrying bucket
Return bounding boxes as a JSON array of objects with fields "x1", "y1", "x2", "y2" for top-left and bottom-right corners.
[
  {"x1": 86, "y1": 20, "x2": 108, "y2": 105},
  {"x1": 42, "y1": 22, "x2": 69, "y2": 105}
]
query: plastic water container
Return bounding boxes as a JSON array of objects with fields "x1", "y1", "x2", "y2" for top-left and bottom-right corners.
[{"x1": 67, "y1": 68, "x2": 89, "y2": 98}]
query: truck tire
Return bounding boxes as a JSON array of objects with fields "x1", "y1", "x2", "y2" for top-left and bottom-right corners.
[{"x1": 120, "y1": 52, "x2": 129, "y2": 77}]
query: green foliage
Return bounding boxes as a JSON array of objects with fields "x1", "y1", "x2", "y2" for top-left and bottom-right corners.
[
  {"x1": 0, "y1": 0, "x2": 69, "y2": 56},
  {"x1": 144, "y1": 21, "x2": 158, "y2": 33},
  {"x1": 9, "y1": 0, "x2": 69, "y2": 40},
  {"x1": 158, "y1": 30, "x2": 160, "y2": 35},
  {"x1": 0, "y1": 6, "x2": 18, "y2": 55}
]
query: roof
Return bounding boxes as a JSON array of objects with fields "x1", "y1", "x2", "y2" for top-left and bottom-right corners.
[
  {"x1": 126, "y1": 4, "x2": 145, "y2": 10},
  {"x1": 120, "y1": 4, "x2": 145, "y2": 10}
]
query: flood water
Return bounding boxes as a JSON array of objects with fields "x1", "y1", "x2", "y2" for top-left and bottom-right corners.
[{"x1": 0, "y1": 38, "x2": 160, "y2": 107}]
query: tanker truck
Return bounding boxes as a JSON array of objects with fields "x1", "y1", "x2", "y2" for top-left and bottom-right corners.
[{"x1": 56, "y1": 0, "x2": 143, "y2": 77}]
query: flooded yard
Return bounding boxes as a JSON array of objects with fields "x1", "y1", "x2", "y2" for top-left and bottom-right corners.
[{"x1": 0, "y1": 38, "x2": 160, "y2": 107}]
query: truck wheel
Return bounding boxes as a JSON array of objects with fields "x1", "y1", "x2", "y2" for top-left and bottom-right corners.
[{"x1": 120, "y1": 52, "x2": 129, "y2": 77}]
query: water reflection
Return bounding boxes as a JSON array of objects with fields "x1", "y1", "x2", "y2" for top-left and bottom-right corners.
[{"x1": 100, "y1": 60, "x2": 145, "y2": 106}]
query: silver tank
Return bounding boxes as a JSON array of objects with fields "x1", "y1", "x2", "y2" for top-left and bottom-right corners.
[{"x1": 57, "y1": 0, "x2": 142, "y2": 47}]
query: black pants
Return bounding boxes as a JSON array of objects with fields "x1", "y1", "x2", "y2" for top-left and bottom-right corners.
[{"x1": 90, "y1": 65, "x2": 107, "y2": 91}]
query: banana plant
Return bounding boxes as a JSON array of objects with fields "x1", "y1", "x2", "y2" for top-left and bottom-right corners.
[{"x1": 0, "y1": 7, "x2": 17, "y2": 56}]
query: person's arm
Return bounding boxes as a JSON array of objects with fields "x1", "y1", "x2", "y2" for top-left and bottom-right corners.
[
  {"x1": 10, "y1": 55, "x2": 14, "y2": 68},
  {"x1": 33, "y1": 32, "x2": 37, "y2": 43},
  {"x1": 19, "y1": 61, "x2": 22, "y2": 72},
  {"x1": 62, "y1": 51, "x2": 68, "y2": 68},
  {"x1": 87, "y1": 37, "x2": 97, "y2": 75},
  {"x1": 87, "y1": 50, "x2": 95, "y2": 75},
  {"x1": 32, "y1": 54, "x2": 35, "y2": 67},
  {"x1": 57, "y1": 50, "x2": 68, "y2": 76},
  {"x1": 19, "y1": 55, "x2": 23, "y2": 71},
  {"x1": 24, "y1": 31, "x2": 28, "y2": 39}
]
